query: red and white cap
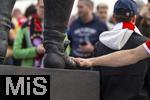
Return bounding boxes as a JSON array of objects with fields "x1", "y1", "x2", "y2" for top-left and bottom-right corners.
[{"x1": 143, "y1": 40, "x2": 150, "y2": 54}]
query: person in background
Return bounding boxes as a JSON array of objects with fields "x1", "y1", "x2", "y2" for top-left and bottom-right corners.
[
  {"x1": 0, "y1": 0, "x2": 77, "y2": 68},
  {"x1": 67, "y1": 0, "x2": 108, "y2": 59},
  {"x1": 135, "y1": 0, "x2": 145, "y2": 12},
  {"x1": 136, "y1": 3, "x2": 150, "y2": 37},
  {"x1": 24, "y1": 4, "x2": 38, "y2": 21},
  {"x1": 12, "y1": 8, "x2": 23, "y2": 20},
  {"x1": 12, "y1": 8, "x2": 27, "y2": 33},
  {"x1": 4, "y1": 22, "x2": 21, "y2": 66},
  {"x1": 96, "y1": 3, "x2": 114, "y2": 30},
  {"x1": 135, "y1": 1, "x2": 150, "y2": 97},
  {"x1": 13, "y1": 0, "x2": 45, "y2": 68},
  {"x1": 75, "y1": 0, "x2": 150, "y2": 99},
  {"x1": 5, "y1": 5, "x2": 38, "y2": 67}
]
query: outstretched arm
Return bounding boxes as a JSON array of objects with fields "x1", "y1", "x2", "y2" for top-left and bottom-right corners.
[{"x1": 74, "y1": 43, "x2": 150, "y2": 67}]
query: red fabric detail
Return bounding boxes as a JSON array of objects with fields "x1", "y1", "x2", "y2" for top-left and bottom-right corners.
[
  {"x1": 145, "y1": 40, "x2": 150, "y2": 49},
  {"x1": 18, "y1": 17, "x2": 27, "y2": 27},
  {"x1": 122, "y1": 22, "x2": 135, "y2": 30},
  {"x1": 32, "y1": 14, "x2": 42, "y2": 32}
]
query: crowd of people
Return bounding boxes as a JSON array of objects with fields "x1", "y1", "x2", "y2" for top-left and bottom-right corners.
[
  {"x1": 6, "y1": 0, "x2": 150, "y2": 68},
  {"x1": 6, "y1": 0, "x2": 45, "y2": 67},
  {"x1": 2, "y1": 0, "x2": 150, "y2": 100},
  {"x1": 72, "y1": 0, "x2": 150, "y2": 100}
]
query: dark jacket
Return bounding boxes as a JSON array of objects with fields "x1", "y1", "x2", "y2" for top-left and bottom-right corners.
[{"x1": 67, "y1": 15, "x2": 108, "y2": 58}]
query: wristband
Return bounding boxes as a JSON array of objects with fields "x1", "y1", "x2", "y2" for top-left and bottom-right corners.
[{"x1": 143, "y1": 40, "x2": 150, "y2": 54}]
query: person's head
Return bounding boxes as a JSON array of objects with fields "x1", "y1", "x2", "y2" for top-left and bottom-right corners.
[
  {"x1": 36, "y1": 0, "x2": 44, "y2": 19},
  {"x1": 77, "y1": 0, "x2": 94, "y2": 18},
  {"x1": 113, "y1": 0, "x2": 138, "y2": 24},
  {"x1": 24, "y1": 5, "x2": 37, "y2": 19},
  {"x1": 96, "y1": 3, "x2": 108, "y2": 22},
  {"x1": 144, "y1": 3, "x2": 150, "y2": 25},
  {"x1": 12, "y1": 8, "x2": 23, "y2": 19},
  {"x1": 134, "y1": 0, "x2": 145, "y2": 12}
]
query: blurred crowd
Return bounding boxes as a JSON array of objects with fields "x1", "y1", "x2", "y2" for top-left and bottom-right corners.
[
  {"x1": 5, "y1": 0, "x2": 150, "y2": 68},
  {"x1": 6, "y1": 0, "x2": 45, "y2": 68}
]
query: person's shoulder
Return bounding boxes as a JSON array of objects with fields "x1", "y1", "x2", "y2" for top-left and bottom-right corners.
[
  {"x1": 21, "y1": 20, "x2": 30, "y2": 29},
  {"x1": 68, "y1": 18, "x2": 82, "y2": 30},
  {"x1": 71, "y1": 17, "x2": 81, "y2": 24},
  {"x1": 93, "y1": 16, "x2": 107, "y2": 27},
  {"x1": 130, "y1": 32, "x2": 149, "y2": 45},
  {"x1": 93, "y1": 15, "x2": 103, "y2": 23},
  {"x1": 96, "y1": 18, "x2": 107, "y2": 26},
  {"x1": 94, "y1": 17, "x2": 108, "y2": 31}
]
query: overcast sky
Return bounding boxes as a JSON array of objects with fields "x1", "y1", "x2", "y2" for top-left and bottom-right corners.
[{"x1": 14, "y1": 0, "x2": 148, "y2": 16}]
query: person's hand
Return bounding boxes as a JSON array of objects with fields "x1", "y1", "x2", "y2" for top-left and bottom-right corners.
[
  {"x1": 36, "y1": 44, "x2": 45, "y2": 55},
  {"x1": 72, "y1": 58, "x2": 92, "y2": 68},
  {"x1": 79, "y1": 41, "x2": 94, "y2": 53}
]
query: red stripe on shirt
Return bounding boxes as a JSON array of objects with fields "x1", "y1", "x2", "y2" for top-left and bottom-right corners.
[{"x1": 122, "y1": 22, "x2": 135, "y2": 30}]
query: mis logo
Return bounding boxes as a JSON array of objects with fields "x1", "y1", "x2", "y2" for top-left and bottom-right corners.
[{"x1": 0, "y1": 75, "x2": 50, "y2": 100}]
